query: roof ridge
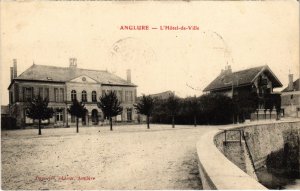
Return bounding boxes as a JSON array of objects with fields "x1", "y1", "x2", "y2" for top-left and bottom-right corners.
[
  {"x1": 150, "y1": 90, "x2": 173, "y2": 95},
  {"x1": 203, "y1": 64, "x2": 282, "y2": 92},
  {"x1": 33, "y1": 64, "x2": 109, "y2": 72},
  {"x1": 33, "y1": 64, "x2": 69, "y2": 69},
  {"x1": 231, "y1": 65, "x2": 266, "y2": 74}
]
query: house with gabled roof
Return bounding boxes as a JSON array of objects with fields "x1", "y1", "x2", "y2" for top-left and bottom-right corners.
[
  {"x1": 281, "y1": 74, "x2": 300, "y2": 118},
  {"x1": 203, "y1": 65, "x2": 283, "y2": 121},
  {"x1": 8, "y1": 58, "x2": 138, "y2": 128}
]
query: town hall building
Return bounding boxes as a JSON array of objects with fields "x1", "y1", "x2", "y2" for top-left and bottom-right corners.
[{"x1": 8, "y1": 58, "x2": 137, "y2": 128}]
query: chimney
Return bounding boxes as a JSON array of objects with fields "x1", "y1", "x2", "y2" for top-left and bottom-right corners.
[
  {"x1": 226, "y1": 65, "x2": 232, "y2": 74},
  {"x1": 221, "y1": 64, "x2": 232, "y2": 75},
  {"x1": 69, "y1": 58, "x2": 77, "y2": 68},
  {"x1": 13, "y1": 59, "x2": 17, "y2": 78},
  {"x1": 126, "y1": 69, "x2": 131, "y2": 83},
  {"x1": 10, "y1": 67, "x2": 14, "y2": 82},
  {"x1": 288, "y1": 73, "x2": 294, "y2": 91}
]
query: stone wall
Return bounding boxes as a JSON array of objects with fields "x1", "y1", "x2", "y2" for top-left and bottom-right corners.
[
  {"x1": 196, "y1": 129, "x2": 266, "y2": 190},
  {"x1": 214, "y1": 121, "x2": 300, "y2": 177},
  {"x1": 197, "y1": 120, "x2": 300, "y2": 190}
]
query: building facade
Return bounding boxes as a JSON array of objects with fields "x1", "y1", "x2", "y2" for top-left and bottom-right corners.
[
  {"x1": 8, "y1": 58, "x2": 138, "y2": 128},
  {"x1": 281, "y1": 74, "x2": 300, "y2": 118},
  {"x1": 203, "y1": 65, "x2": 283, "y2": 120}
]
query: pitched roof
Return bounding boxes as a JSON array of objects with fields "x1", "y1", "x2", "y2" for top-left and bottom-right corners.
[
  {"x1": 14, "y1": 64, "x2": 136, "y2": 86},
  {"x1": 149, "y1": 91, "x2": 175, "y2": 98},
  {"x1": 282, "y1": 79, "x2": 300, "y2": 92},
  {"x1": 203, "y1": 65, "x2": 282, "y2": 92}
]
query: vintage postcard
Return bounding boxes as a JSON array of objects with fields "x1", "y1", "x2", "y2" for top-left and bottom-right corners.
[{"x1": 1, "y1": 0, "x2": 299, "y2": 190}]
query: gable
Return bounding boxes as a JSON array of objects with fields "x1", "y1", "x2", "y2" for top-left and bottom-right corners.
[{"x1": 69, "y1": 75, "x2": 98, "y2": 84}]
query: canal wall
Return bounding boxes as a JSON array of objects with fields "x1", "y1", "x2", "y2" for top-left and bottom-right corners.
[
  {"x1": 196, "y1": 120, "x2": 300, "y2": 190},
  {"x1": 215, "y1": 121, "x2": 300, "y2": 170}
]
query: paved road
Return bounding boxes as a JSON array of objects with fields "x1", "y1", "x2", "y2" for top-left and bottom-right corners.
[{"x1": 2, "y1": 124, "x2": 220, "y2": 190}]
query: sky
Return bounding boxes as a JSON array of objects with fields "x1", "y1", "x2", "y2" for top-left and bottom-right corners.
[{"x1": 1, "y1": 1, "x2": 299, "y2": 105}]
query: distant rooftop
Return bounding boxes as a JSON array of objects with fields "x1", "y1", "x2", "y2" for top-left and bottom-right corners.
[{"x1": 282, "y1": 79, "x2": 300, "y2": 92}]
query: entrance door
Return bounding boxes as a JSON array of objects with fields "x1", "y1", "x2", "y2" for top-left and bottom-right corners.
[
  {"x1": 92, "y1": 109, "x2": 99, "y2": 125},
  {"x1": 127, "y1": 108, "x2": 132, "y2": 122}
]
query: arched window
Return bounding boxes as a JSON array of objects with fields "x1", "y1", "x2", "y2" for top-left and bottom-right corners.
[
  {"x1": 82, "y1": 90, "x2": 87, "y2": 102},
  {"x1": 71, "y1": 90, "x2": 77, "y2": 101},
  {"x1": 92, "y1": 91, "x2": 97, "y2": 102}
]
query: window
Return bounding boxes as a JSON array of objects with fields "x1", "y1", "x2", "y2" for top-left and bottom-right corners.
[
  {"x1": 82, "y1": 90, "x2": 87, "y2": 102},
  {"x1": 129, "y1": 91, "x2": 133, "y2": 102},
  {"x1": 125, "y1": 91, "x2": 131, "y2": 102},
  {"x1": 118, "y1": 90, "x2": 123, "y2": 102},
  {"x1": 92, "y1": 91, "x2": 97, "y2": 102},
  {"x1": 24, "y1": 87, "x2": 33, "y2": 101},
  {"x1": 9, "y1": 92, "x2": 13, "y2": 104},
  {"x1": 56, "y1": 109, "x2": 63, "y2": 122},
  {"x1": 71, "y1": 90, "x2": 77, "y2": 101},
  {"x1": 134, "y1": 89, "x2": 136, "y2": 102},
  {"x1": 125, "y1": 91, "x2": 128, "y2": 102},
  {"x1": 38, "y1": 87, "x2": 43, "y2": 98},
  {"x1": 262, "y1": 79, "x2": 268, "y2": 86},
  {"x1": 44, "y1": 88, "x2": 49, "y2": 100},
  {"x1": 59, "y1": 88, "x2": 64, "y2": 102},
  {"x1": 54, "y1": 88, "x2": 59, "y2": 102}
]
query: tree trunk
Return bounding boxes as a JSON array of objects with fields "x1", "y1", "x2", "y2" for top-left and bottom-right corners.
[
  {"x1": 109, "y1": 117, "x2": 113, "y2": 131},
  {"x1": 147, "y1": 115, "x2": 150, "y2": 129},
  {"x1": 76, "y1": 117, "x2": 79, "y2": 133},
  {"x1": 172, "y1": 115, "x2": 175, "y2": 128},
  {"x1": 38, "y1": 119, "x2": 42, "y2": 135},
  {"x1": 194, "y1": 115, "x2": 197, "y2": 127}
]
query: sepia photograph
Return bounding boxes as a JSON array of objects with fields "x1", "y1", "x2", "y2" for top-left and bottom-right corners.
[{"x1": 0, "y1": 0, "x2": 299, "y2": 190}]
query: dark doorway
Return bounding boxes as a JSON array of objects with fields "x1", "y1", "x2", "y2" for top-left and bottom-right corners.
[
  {"x1": 92, "y1": 109, "x2": 99, "y2": 125},
  {"x1": 127, "y1": 108, "x2": 132, "y2": 121}
]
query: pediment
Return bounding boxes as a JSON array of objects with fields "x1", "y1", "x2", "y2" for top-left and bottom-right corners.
[{"x1": 69, "y1": 75, "x2": 98, "y2": 84}]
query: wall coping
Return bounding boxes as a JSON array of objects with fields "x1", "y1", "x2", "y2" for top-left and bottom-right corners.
[{"x1": 196, "y1": 119, "x2": 300, "y2": 190}]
